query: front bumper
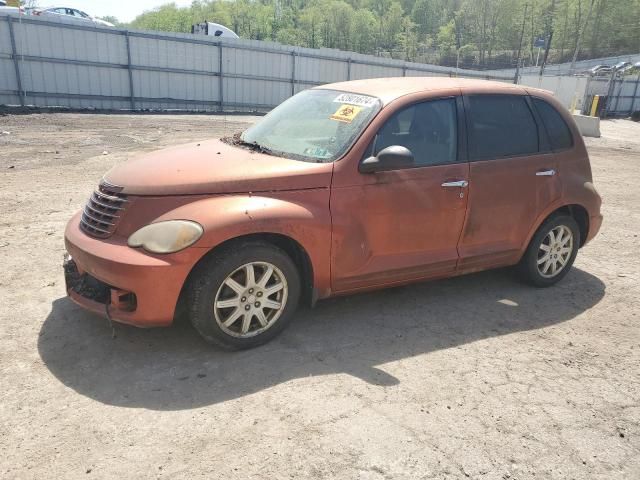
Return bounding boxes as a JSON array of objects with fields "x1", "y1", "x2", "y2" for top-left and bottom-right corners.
[{"x1": 64, "y1": 211, "x2": 207, "y2": 327}]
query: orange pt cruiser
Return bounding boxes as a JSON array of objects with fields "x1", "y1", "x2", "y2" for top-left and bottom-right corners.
[{"x1": 64, "y1": 78, "x2": 603, "y2": 349}]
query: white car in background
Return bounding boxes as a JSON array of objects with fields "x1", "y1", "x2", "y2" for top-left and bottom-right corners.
[
  {"x1": 30, "y1": 6, "x2": 115, "y2": 27},
  {"x1": 0, "y1": 0, "x2": 25, "y2": 15}
]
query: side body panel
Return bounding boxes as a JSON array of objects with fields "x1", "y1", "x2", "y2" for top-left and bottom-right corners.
[
  {"x1": 457, "y1": 152, "x2": 561, "y2": 271},
  {"x1": 329, "y1": 87, "x2": 469, "y2": 293},
  {"x1": 331, "y1": 163, "x2": 469, "y2": 291},
  {"x1": 526, "y1": 90, "x2": 603, "y2": 245},
  {"x1": 65, "y1": 187, "x2": 332, "y2": 328},
  {"x1": 456, "y1": 90, "x2": 562, "y2": 272},
  {"x1": 153, "y1": 189, "x2": 334, "y2": 299}
]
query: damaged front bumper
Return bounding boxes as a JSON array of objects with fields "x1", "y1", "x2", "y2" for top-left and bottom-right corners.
[
  {"x1": 64, "y1": 254, "x2": 137, "y2": 318},
  {"x1": 63, "y1": 211, "x2": 207, "y2": 327}
]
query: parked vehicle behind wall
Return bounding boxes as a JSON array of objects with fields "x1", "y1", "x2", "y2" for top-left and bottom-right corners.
[
  {"x1": 0, "y1": 0, "x2": 24, "y2": 15},
  {"x1": 31, "y1": 6, "x2": 114, "y2": 27},
  {"x1": 191, "y1": 21, "x2": 239, "y2": 38}
]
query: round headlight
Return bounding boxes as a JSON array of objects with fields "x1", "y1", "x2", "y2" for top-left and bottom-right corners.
[{"x1": 128, "y1": 220, "x2": 203, "y2": 254}]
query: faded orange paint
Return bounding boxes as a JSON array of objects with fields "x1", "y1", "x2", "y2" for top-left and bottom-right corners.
[{"x1": 64, "y1": 77, "x2": 602, "y2": 327}]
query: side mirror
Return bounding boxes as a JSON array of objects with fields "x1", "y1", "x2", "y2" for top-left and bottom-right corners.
[{"x1": 359, "y1": 145, "x2": 414, "y2": 173}]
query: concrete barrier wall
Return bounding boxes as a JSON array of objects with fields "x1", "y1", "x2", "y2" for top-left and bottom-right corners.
[{"x1": 519, "y1": 74, "x2": 589, "y2": 111}]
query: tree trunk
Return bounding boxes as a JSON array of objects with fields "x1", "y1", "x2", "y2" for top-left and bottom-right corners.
[
  {"x1": 540, "y1": 0, "x2": 556, "y2": 76},
  {"x1": 529, "y1": 1, "x2": 536, "y2": 64},
  {"x1": 570, "y1": 0, "x2": 596, "y2": 71},
  {"x1": 514, "y1": 3, "x2": 528, "y2": 84},
  {"x1": 589, "y1": 0, "x2": 605, "y2": 57},
  {"x1": 560, "y1": 0, "x2": 568, "y2": 59}
]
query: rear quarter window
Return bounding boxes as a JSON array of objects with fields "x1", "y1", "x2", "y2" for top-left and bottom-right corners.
[{"x1": 532, "y1": 98, "x2": 574, "y2": 151}]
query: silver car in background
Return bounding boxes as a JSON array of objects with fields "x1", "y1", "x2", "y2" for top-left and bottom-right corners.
[
  {"x1": 0, "y1": 0, "x2": 24, "y2": 15},
  {"x1": 30, "y1": 6, "x2": 114, "y2": 27}
]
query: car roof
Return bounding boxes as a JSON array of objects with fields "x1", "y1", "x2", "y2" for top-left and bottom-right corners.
[{"x1": 316, "y1": 77, "x2": 527, "y2": 104}]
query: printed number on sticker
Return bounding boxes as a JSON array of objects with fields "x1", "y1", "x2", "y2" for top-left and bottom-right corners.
[{"x1": 333, "y1": 93, "x2": 377, "y2": 108}]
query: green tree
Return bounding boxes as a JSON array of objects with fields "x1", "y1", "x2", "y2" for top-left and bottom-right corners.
[
  {"x1": 437, "y1": 19, "x2": 457, "y2": 59},
  {"x1": 124, "y1": 0, "x2": 640, "y2": 68},
  {"x1": 381, "y1": 1, "x2": 404, "y2": 55}
]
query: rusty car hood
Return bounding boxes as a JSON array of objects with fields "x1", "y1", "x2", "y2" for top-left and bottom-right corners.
[{"x1": 104, "y1": 139, "x2": 333, "y2": 195}]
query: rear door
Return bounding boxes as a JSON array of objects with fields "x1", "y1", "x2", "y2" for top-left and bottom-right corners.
[{"x1": 457, "y1": 93, "x2": 561, "y2": 271}]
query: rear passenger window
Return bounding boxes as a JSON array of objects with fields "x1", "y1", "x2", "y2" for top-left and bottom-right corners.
[
  {"x1": 532, "y1": 98, "x2": 573, "y2": 150},
  {"x1": 467, "y1": 95, "x2": 538, "y2": 160}
]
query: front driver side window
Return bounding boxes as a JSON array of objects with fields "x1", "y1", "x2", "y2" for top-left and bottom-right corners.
[{"x1": 374, "y1": 98, "x2": 458, "y2": 167}]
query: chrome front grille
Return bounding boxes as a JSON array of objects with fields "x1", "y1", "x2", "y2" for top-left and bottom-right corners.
[{"x1": 80, "y1": 181, "x2": 129, "y2": 238}]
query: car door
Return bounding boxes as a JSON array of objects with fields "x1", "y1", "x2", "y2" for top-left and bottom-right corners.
[
  {"x1": 330, "y1": 96, "x2": 470, "y2": 292},
  {"x1": 457, "y1": 93, "x2": 561, "y2": 271}
]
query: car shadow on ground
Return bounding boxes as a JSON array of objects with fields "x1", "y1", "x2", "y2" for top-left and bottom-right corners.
[{"x1": 38, "y1": 267, "x2": 605, "y2": 410}]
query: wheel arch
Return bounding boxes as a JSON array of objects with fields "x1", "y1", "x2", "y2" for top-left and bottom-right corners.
[
  {"x1": 525, "y1": 203, "x2": 590, "y2": 255},
  {"x1": 175, "y1": 232, "x2": 316, "y2": 323},
  {"x1": 554, "y1": 204, "x2": 589, "y2": 247}
]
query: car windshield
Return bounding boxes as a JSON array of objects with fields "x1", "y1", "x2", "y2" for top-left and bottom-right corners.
[{"x1": 240, "y1": 89, "x2": 381, "y2": 162}]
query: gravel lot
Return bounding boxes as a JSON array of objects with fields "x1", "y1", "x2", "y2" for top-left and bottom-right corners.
[{"x1": 0, "y1": 113, "x2": 638, "y2": 479}]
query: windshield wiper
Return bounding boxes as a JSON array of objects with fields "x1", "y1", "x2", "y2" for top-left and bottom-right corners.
[
  {"x1": 224, "y1": 133, "x2": 275, "y2": 156},
  {"x1": 244, "y1": 140, "x2": 274, "y2": 155}
]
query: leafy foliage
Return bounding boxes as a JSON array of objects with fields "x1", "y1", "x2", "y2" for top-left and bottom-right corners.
[{"x1": 128, "y1": 0, "x2": 640, "y2": 69}]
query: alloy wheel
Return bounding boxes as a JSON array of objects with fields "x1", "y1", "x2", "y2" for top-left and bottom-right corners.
[
  {"x1": 213, "y1": 262, "x2": 288, "y2": 338},
  {"x1": 537, "y1": 225, "x2": 574, "y2": 278}
]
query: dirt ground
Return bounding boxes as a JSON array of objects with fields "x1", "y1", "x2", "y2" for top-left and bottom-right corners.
[{"x1": 0, "y1": 113, "x2": 638, "y2": 480}]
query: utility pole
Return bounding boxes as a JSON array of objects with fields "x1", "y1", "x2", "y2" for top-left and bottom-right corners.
[
  {"x1": 514, "y1": 3, "x2": 528, "y2": 84},
  {"x1": 539, "y1": 0, "x2": 556, "y2": 76}
]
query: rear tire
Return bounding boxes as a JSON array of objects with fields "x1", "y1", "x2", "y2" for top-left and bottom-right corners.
[
  {"x1": 518, "y1": 215, "x2": 580, "y2": 288},
  {"x1": 187, "y1": 241, "x2": 301, "y2": 350}
]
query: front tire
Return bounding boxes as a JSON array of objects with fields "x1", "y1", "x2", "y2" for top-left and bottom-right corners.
[
  {"x1": 518, "y1": 215, "x2": 580, "y2": 288},
  {"x1": 188, "y1": 241, "x2": 301, "y2": 349}
]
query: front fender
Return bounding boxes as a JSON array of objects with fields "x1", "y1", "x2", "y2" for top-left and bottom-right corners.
[{"x1": 156, "y1": 190, "x2": 333, "y2": 298}]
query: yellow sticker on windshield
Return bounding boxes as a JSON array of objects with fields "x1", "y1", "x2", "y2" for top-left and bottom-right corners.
[{"x1": 330, "y1": 104, "x2": 362, "y2": 123}]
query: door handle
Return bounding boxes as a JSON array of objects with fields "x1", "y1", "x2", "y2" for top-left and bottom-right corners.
[
  {"x1": 536, "y1": 169, "x2": 556, "y2": 176},
  {"x1": 441, "y1": 180, "x2": 469, "y2": 188}
]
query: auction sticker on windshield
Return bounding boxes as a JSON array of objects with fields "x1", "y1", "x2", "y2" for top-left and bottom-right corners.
[
  {"x1": 330, "y1": 104, "x2": 362, "y2": 123},
  {"x1": 333, "y1": 93, "x2": 377, "y2": 108}
]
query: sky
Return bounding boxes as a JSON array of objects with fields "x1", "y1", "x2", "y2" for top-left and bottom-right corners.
[{"x1": 34, "y1": 1, "x2": 193, "y2": 23}]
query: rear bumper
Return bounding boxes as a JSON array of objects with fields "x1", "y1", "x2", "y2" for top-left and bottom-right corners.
[
  {"x1": 64, "y1": 211, "x2": 207, "y2": 327},
  {"x1": 587, "y1": 213, "x2": 603, "y2": 244}
]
